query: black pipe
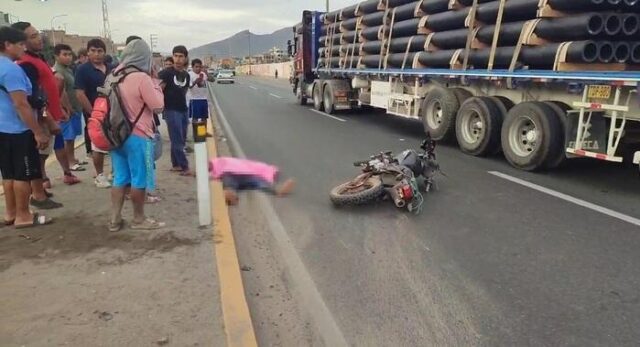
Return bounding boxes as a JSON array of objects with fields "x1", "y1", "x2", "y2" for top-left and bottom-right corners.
[
  {"x1": 361, "y1": 53, "x2": 417, "y2": 68},
  {"x1": 520, "y1": 40, "x2": 600, "y2": 67},
  {"x1": 320, "y1": 23, "x2": 339, "y2": 36},
  {"x1": 393, "y1": 1, "x2": 421, "y2": 21},
  {"x1": 389, "y1": 35, "x2": 428, "y2": 52},
  {"x1": 388, "y1": 0, "x2": 418, "y2": 7},
  {"x1": 604, "y1": 14, "x2": 622, "y2": 36},
  {"x1": 362, "y1": 25, "x2": 386, "y2": 41},
  {"x1": 342, "y1": 43, "x2": 361, "y2": 56},
  {"x1": 420, "y1": 0, "x2": 451, "y2": 15},
  {"x1": 477, "y1": 21, "x2": 525, "y2": 46},
  {"x1": 362, "y1": 11, "x2": 387, "y2": 27},
  {"x1": 359, "y1": 0, "x2": 381, "y2": 14},
  {"x1": 476, "y1": 0, "x2": 541, "y2": 24},
  {"x1": 621, "y1": 14, "x2": 640, "y2": 36},
  {"x1": 392, "y1": 18, "x2": 421, "y2": 38},
  {"x1": 342, "y1": 30, "x2": 361, "y2": 44},
  {"x1": 614, "y1": 41, "x2": 631, "y2": 62},
  {"x1": 547, "y1": 0, "x2": 615, "y2": 11},
  {"x1": 598, "y1": 41, "x2": 615, "y2": 63},
  {"x1": 361, "y1": 55, "x2": 386, "y2": 68},
  {"x1": 457, "y1": 0, "x2": 501, "y2": 5},
  {"x1": 535, "y1": 13, "x2": 605, "y2": 41},
  {"x1": 341, "y1": 4, "x2": 359, "y2": 19},
  {"x1": 319, "y1": 35, "x2": 342, "y2": 46},
  {"x1": 425, "y1": 8, "x2": 470, "y2": 32},
  {"x1": 341, "y1": 18, "x2": 359, "y2": 31},
  {"x1": 323, "y1": 10, "x2": 341, "y2": 23},
  {"x1": 468, "y1": 46, "x2": 520, "y2": 68},
  {"x1": 361, "y1": 41, "x2": 385, "y2": 54},
  {"x1": 631, "y1": 42, "x2": 640, "y2": 63},
  {"x1": 607, "y1": 0, "x2": 622, "y2": 5},
  {"x1": 318, "y1": 57, "x2": 341, "y2": 68},
  {"x1": 431, "y1": 28, "x2": 474, "y2": 49},
  {"x1": 416, "y1": 50, "x2": 462, "y2": 67}
]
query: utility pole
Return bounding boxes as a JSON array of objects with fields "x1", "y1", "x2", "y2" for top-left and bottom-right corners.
[
  {"x1": 101, "y1": 0, "x2": 111, "y2": 40},
  {"x1": 149, "y1": 34, "x2": 158, "y2": 52},
  {"x1": 248, "y1": 30, "x2": 252, "y2": 75},
  {"x1": 326, "y1": 0, "x2": 330, "y2": 11}
]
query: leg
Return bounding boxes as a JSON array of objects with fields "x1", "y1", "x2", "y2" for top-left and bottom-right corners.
[
  {"x1": 165, "y1": 111, "x2": 181, "y2": 169},
  {"x1": 221, "y1": 174, "x2": 241, "y2": 205},
  {"x1": 109, "y1": 187, "x2": 126, "y2": 231},
  {"x1": 65, "y1": 140, "x2": 78, "y2": 166},
  {"x1": 109, "y1": 147, "x2": 131, "y2": 230},
  {"x1": 83, "y1": 112, "x2": 92, "y2": 156},
  {"x1": 130, "y1": 188, "x2": 146, "y2": 223},
  {"x1": 3, "y1": 180, "x2": 16, "y2": 223},
  {"x1": 126, "y1": 136, "x2": 163, "y2": 229},
  {"x1": 14, "y1": 180, "x2": 37, "y2": 225}
]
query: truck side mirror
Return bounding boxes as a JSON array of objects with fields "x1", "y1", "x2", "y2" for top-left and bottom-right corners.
[{"x1": 287, "y1": 40, "x2": 293, "y2": 57}]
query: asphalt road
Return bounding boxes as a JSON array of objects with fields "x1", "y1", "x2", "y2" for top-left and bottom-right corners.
[{"x1": 211, "y1": 76, "x2": 640, "y2": 347}]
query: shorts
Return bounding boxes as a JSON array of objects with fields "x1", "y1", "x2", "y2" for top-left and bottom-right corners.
[
  {"x1": 110, "y1": 134, "x2": 155, "y2": 190},
  {"x1": 189, "y1": 99, "x2": 209, "y2": 119},
  {"x1": 0, "y1": 131, "x2": 43, "y2": 181},
  {"x1": 53, "y1": 113, "x2": 82, "y2": 150},
  {"x1": 91, "y1": 143, "x2": 108, "y2": 154},
  {"x1": 221, "y1": 174, "x2": 276, "y2": 194}
]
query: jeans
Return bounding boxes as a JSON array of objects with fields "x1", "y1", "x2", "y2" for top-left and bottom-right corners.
[
  {"x1": 182, "y1": 110, "x2": 189, "y2": 143},
  {"x1": 164, "y1": 109, "x2": 189, "y2": 170},
  {"x1": 221, "y1": 174, "x2": 276, "y2": 194}
]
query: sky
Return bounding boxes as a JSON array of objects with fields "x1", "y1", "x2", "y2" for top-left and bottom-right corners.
[{"x1": 3, "y1": 0, "x2": 357, "y2": 52}]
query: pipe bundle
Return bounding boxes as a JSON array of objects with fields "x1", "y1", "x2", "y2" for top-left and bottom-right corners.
[{"x1": 317, "y1": 0, "x2": 640, "y2": 71}]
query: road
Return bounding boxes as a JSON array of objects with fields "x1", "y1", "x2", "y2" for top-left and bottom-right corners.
[{"x1": 211, "y1": 76, "x2": 640, "y2": 346}]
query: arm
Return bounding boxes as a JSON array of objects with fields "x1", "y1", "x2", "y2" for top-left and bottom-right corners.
[
  {"x1": 140, "y1": 75, "x2": 165, "y2": 113},
  {"x1": 10, "y1": 91, "x2": 48, "y2": 149},
  {"x1": 40, "y1": 67, "x2": 64, "y2": 121},
  {"x1": 76, "y1": 89, "x2": 93, "y2": 114},
  {"x1": 55, "y1": 73, "x2": 72, "y2": 120},
  {"x1": 158, "y1": 69, "x2": 168, "y2": 90}
]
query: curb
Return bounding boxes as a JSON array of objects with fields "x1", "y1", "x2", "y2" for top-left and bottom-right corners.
[{"x1": 207, "y1": 96, "x2": 259, "y2": 347}]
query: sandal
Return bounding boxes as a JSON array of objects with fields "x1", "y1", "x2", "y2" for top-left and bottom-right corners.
[
  {"x1": 130, "y1": 218, "x2": 165, "y2": 230},
  {"x1": 146, "y1": 195, "x2": 162, "y2": 204},
  {"x1": 15, "y1": 213, "x2": 53, "y2": 229},
  {"x1": 108, "y1": 219, "x2": 124, "y2": 232}
]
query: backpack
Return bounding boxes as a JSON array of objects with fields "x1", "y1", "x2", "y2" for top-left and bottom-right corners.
[{"x1": 88, "y1": 66, "x2": 145, "y2": 151}]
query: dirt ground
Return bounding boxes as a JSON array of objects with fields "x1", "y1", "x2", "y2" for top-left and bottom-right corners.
[{"x1": 0, "y1": 135, "x2": 225, "y2": 346}]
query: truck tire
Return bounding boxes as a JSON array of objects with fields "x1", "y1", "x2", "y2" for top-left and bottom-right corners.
[
  {"x1": 501, "y1": 101, "x2": 562, "y2": 171},
  {"x1": 313, "y1": 82, "x2": 324, "y2": 111},
  {"x1": 296, "y1": 83, "x2": 307, "y2": 106},
  {"x1": 488, "y1": 96, "x2": 514, "y2": 154},
  {"x1": 323, "y1": 83, "x2": 336, "y2": 114},
  {"x1": 452, "y1": 88, "x2": 473, "y2": 104},
  {"x1": 330, "y1": 176, "x2": 384, "y2": 206},
  {"x1": 543, "y1": 101, "x2": 571, "y2": 169},
  {"x1": 421, "y1": 87, "x2": 461, "y2": 141},
  {"x1": 455, "y1": 97, "x2": 503, "y2": 156}
]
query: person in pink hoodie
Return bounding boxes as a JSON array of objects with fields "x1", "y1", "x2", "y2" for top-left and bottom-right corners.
[{"x1": 209, "y1": 157, "x2": 295, "y2": 205}]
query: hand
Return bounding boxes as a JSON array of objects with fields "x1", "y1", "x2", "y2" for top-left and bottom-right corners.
[
  {"x1": 34, "y1": 130, "x2": 50, "y2": 151},
  {"x1": 46, "y1": 117, "x2": 62, "y2": 135}
]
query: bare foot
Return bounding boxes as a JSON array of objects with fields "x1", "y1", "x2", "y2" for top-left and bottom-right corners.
[
  {"x1": 224, "y1": 189, "x2": 239, "y2": 206},
  {"x1": 276, "y1": 179, "x2": 296, "y2": 197}
]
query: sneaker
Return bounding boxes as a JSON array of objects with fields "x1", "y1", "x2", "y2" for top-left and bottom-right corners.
[
  {"x1": 63, "y1": 173, "x2": 81, "y2": 185},
  {"x1": 30, "y1": 197, "x2": 64, "y2": 210},
  {"x1": 95, "y1": 174, "x2": 111, "y2": 188}
]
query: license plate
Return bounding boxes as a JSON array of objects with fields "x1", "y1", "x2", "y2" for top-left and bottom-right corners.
[
  {"x1": 587, "y1": 85, "x2": 611, "y2": 99},
  {"x1": 337, "y1": 97, "x2": 348, "y2": 103}
]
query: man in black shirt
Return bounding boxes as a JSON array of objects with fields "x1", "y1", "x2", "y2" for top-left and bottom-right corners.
[{"x1": 158, "y1": 45, "x2": 191, "y2": 175}]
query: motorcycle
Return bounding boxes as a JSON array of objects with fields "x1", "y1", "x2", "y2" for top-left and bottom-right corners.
[{"x1": 329, "y1": 135, "x2": 440, "y2": 213}]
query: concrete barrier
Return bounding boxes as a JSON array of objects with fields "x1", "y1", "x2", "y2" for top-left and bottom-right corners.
[{"x1": 236, "y1": 62, "x2": 293, "y2": 79}]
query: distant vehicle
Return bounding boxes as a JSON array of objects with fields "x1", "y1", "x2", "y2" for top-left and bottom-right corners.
[
  {"x1": 216, "y1": 70, "x2": 235, "y2": 84},
  {"x1": 207, "y1": 68, "x2": 217, "y2": 82}
]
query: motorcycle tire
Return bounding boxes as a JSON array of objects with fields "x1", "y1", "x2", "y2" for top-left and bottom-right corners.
[{"x1": 330, "y1": 176, "x2": 384, "y2": 206}]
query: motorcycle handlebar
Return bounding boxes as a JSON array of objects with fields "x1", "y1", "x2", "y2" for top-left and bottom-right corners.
[{"x1": 354, "y1": 161, "x2": 368, "y2": 167}]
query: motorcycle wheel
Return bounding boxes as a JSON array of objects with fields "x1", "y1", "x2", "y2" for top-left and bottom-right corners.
[{"x1": 330, "y1": 176, "x2": 384, "y2": 206}]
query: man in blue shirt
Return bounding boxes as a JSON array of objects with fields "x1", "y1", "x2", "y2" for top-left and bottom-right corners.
[
  {"x1": 0, "y1": 27, "x2": 53, "y2": 228},
  {"x1": 75, "y1": 38, "x2": 112, "y2": 188}
]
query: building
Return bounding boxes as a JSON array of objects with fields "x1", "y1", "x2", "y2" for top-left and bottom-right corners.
[
  {"x1": 41, "y1": 29, "x2": 118, "y2": 55},
  {"x1": 0, "y1": 12, "x2": 15, "y2": 27}
]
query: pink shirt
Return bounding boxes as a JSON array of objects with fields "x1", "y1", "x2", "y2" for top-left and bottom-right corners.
[
  {"x1": 115, "y1": 68, "x2": 164, "y2": 138},
  {"x1": 209, "y1": 157, "x2": 279, "y2": 184}
]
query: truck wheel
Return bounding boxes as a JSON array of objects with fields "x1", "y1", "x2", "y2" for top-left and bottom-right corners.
[
  {"x1": 323, "y1": 83, "x2": 336, "y2": 114},
  {"x1": 542, "y1": 101, "x2": 571, "y2": 169},
  {"x1": 487, "y1": 96, "x2": 514, "y2": 154},
  {"x1": 296, "y1": 83, "x2": 307, "y2": 106},
  {"x1": 452, "y1": 88, "x2": 472, "y2": 104},
  {"x1": 455, "y1": 97, "x2": 502, "y2": 156},
  {"x1": 421, "y1": 87, "x2": 461, "y2": 141},
  {"x1": 501, "y1": 102, "x2": 562, "y2": 171},
  {"x1": 313, "y1": 83, "x2": 324, "y2": 111}
]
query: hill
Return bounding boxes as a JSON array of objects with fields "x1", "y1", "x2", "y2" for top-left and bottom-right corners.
[{"x1": 190, "y1": 28, "x2": 292, "y2": 59}]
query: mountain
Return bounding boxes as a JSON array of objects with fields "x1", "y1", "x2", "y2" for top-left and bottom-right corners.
[{"x1": 190, "y1": 28, "x2": 292, "y2": 59}]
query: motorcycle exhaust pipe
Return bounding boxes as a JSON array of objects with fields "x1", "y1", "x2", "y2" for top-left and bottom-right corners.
[
  {"x1": 614, "y1": 41, "x2": 631, "y2": 63},
  {"x1": 598, "y1": 41, "x2": 616, "y2": 63}
]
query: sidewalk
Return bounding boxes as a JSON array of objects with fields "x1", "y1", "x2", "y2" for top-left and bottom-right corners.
[{"x1": 0, "y1": 134, "x2": 225, "y2": 346}]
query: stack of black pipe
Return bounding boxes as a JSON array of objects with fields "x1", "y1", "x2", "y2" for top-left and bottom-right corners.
[{"x1": 318, "y1": 0, "x2": 640, "y2": 71}]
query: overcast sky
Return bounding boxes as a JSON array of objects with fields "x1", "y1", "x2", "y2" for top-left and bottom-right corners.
[{"x1": 4, "y1": 0, "x2": 357, "y2": 52}]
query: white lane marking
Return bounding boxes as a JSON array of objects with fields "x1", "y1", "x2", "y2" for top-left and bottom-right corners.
[
  {"x1": 489, "y1": 171, "x2": 640, "y2": 227},
  {"x1": 269, "y1": 93, "x2": 282, "y2": 99},
  {"x1": 208, "y1": 86, "x2": 349, "y2": 347},
  {"x1": 248, "y1": 85, "x2": 258, "y2": 90},
  {"x1": 310, "y1": 109, "x2": 347, "y2": 122}
]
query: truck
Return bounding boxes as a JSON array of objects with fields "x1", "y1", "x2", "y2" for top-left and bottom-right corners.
[{"x1": 288, "y1": 3, "x2": 640, "y2": 172}]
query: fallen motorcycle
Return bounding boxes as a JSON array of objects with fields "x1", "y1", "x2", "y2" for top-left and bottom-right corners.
[{"x1": 329, "y1": 136, "x2": 440, "y2": 213}]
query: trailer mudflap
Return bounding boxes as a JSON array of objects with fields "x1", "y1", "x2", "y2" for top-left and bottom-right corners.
[{"x1": 565, "y1": 110, "x2": 607, "y2": 156}]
